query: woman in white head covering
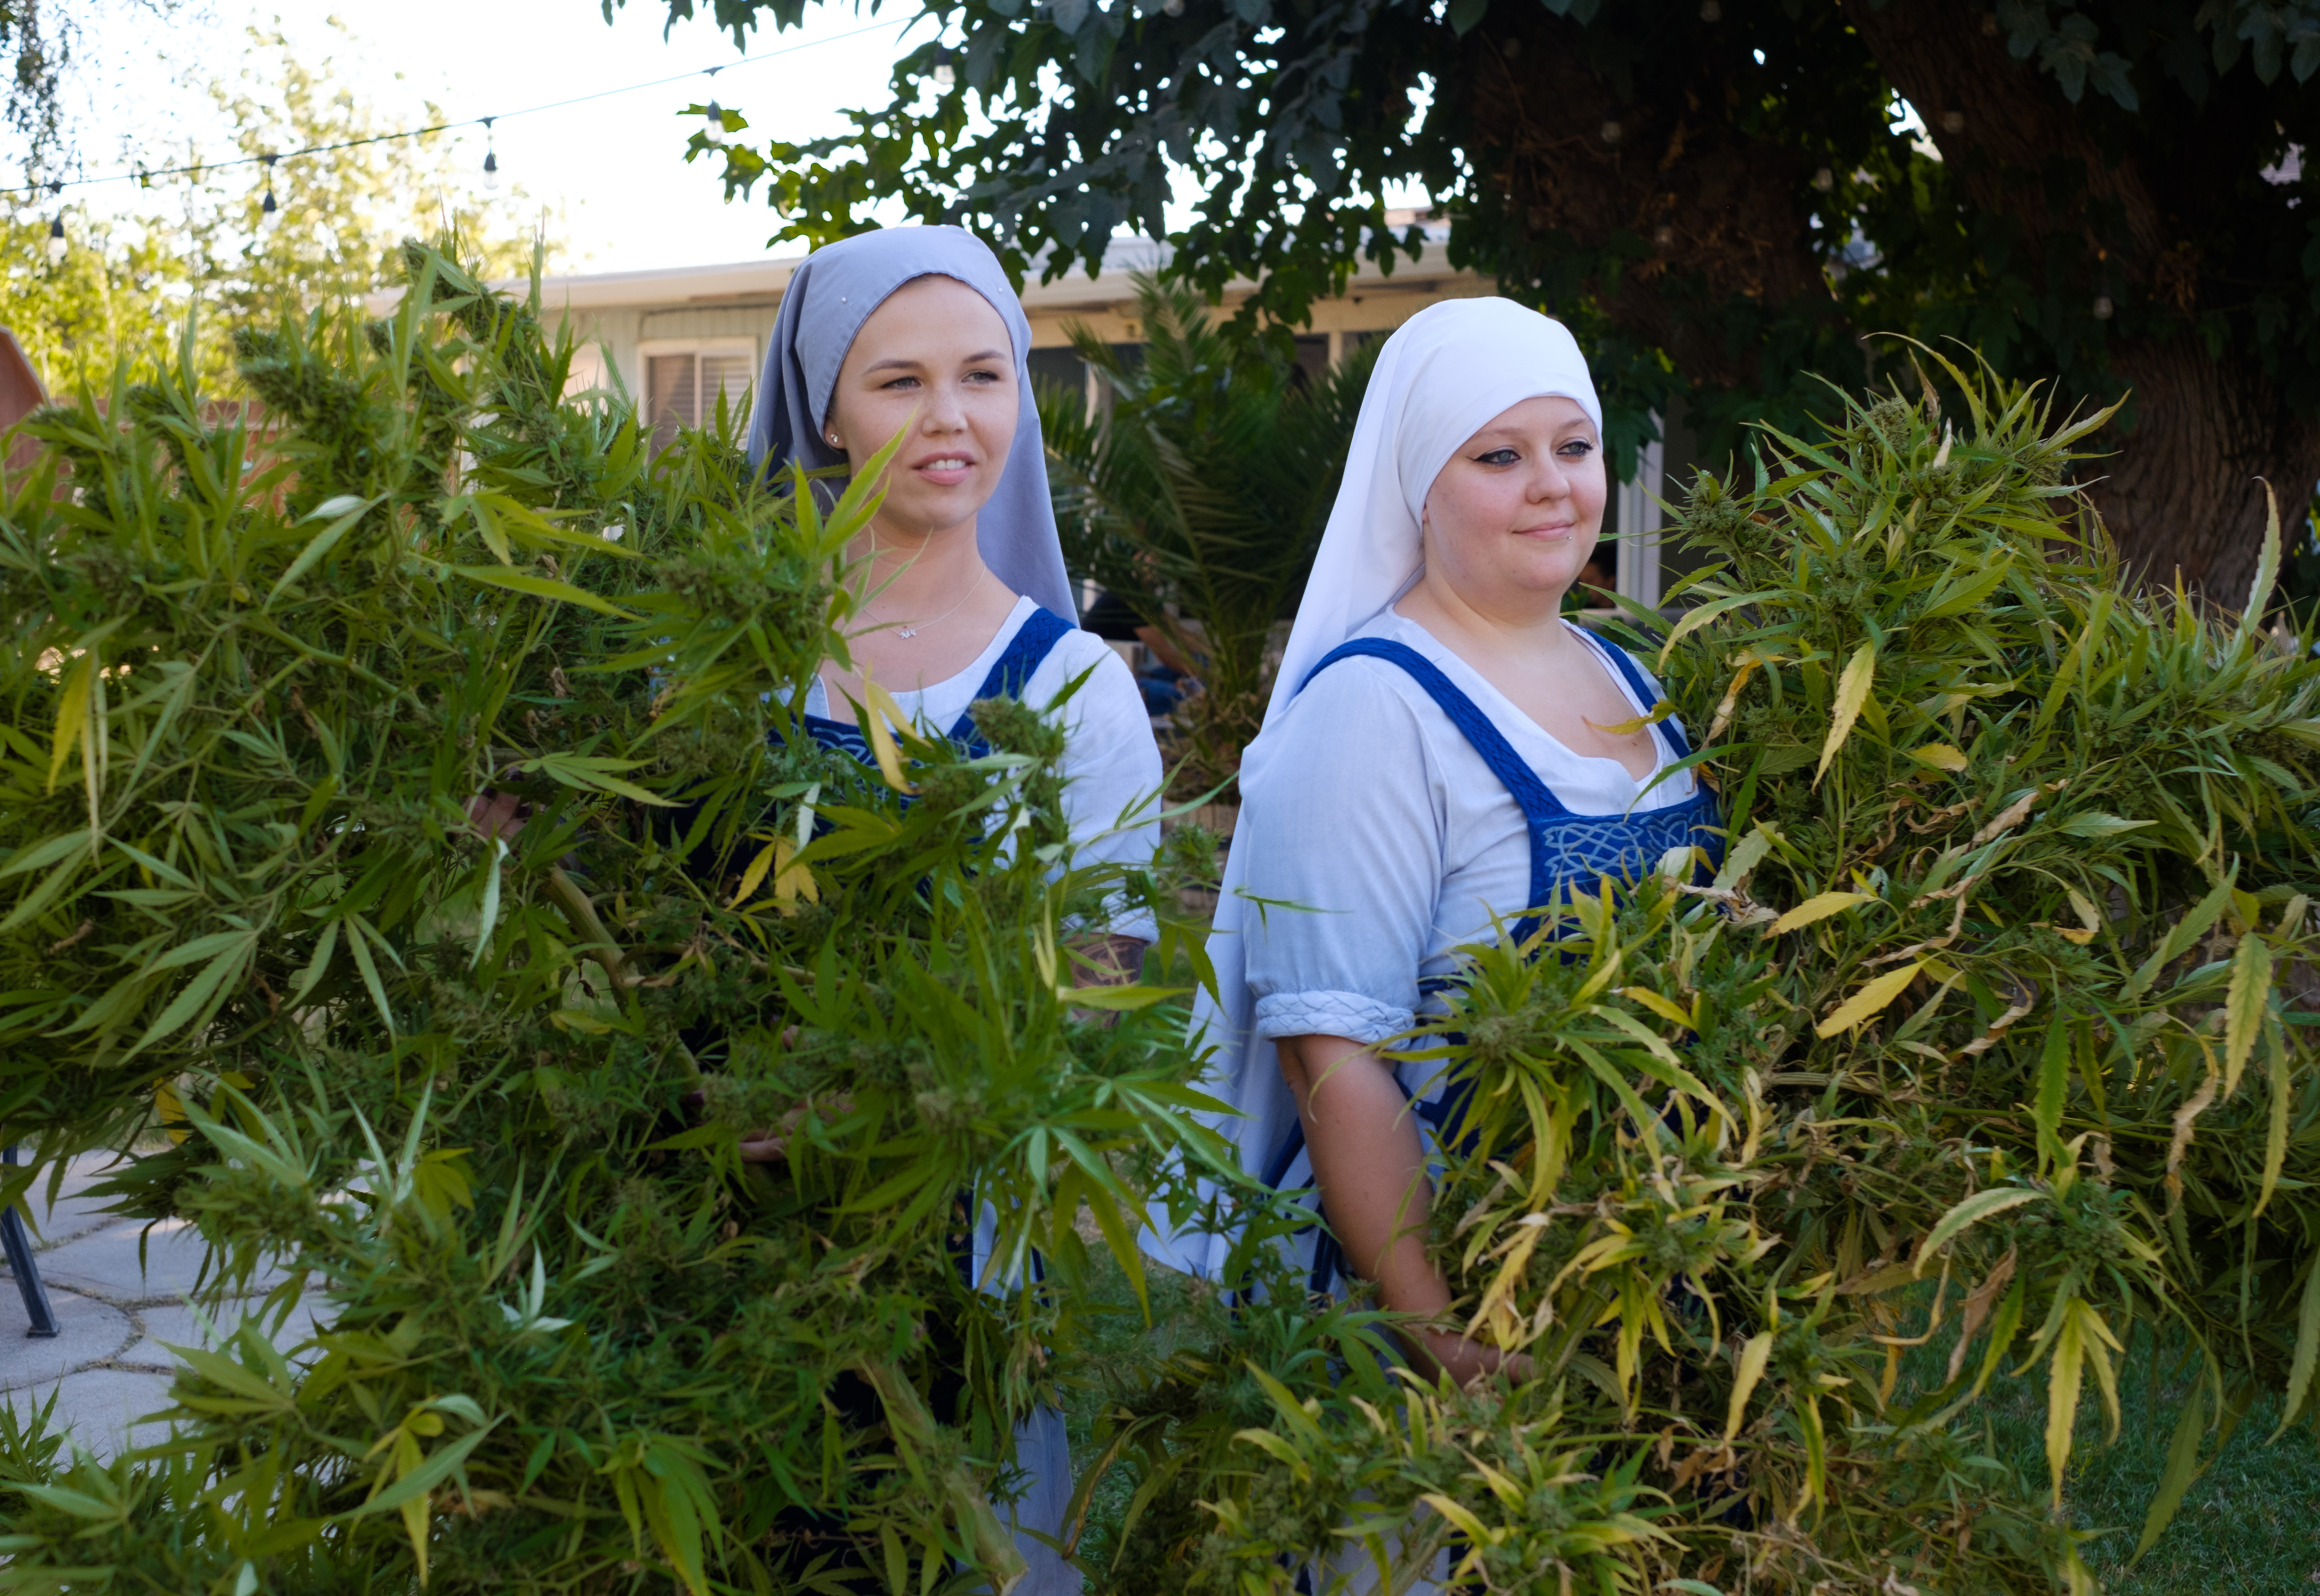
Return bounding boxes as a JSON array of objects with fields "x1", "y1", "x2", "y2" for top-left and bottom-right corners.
[
  {"x1": 1150, "y1": 299, "x2": 1721, "y2": 1398},
  {"x1": 745, "y1": 227, "x2": 1163, "y2": 1596}
]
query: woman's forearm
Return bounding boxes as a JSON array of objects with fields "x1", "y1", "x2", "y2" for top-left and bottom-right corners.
[
  {"x1": 1276, "y1": 1032, "x2": 1447, "y2": 1315},
  {"x1": 1276, "y1": 1033, "x2": 1521, "y2": 1387}
]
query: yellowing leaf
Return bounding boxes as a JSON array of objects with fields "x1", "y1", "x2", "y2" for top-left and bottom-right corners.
[
  {"x1": 45, "y1": 650, "x2": 93, "y2": 794},
  {"x1": 772, "y1": 839, "x2": 818, "y2": 912},
  {"x1": 155, "y1": 1080, "x2": 189, "y2": 1146},
  {"x1": 2225, "y1": 931, "x2": 2271, "y2": 1096},
  {"x1": 1815, "y1": 960, "x2": 1923, "y2": 1038},
  {"x1": 1724, "y1": 1331, "x2": 1775, "y2": 1442},
  {"x1": 1815, "y1": 641, "x2": 1876, "y2": 785},
  {"x1": 2044, "y1": 1301, "x2": 2083, "y2": 1507},
  {"x1": 1615, "y1": 985, "x2": 1695, "y2": 1029},
  {"x1": 729, "y1": 839, "x2": 780, "y2": 909},
  {"x1": 859, "y1": 678, "x2": 917, "y2": 795},
  {"x1": 1770, "y1": 891, "x2": 1875, "y2": 935},
  {"x1": 1908, "y1": 742, "x2": 1970, "y2": 772},
  {"x1": 1918, "y1": 1186, "x2": 2044, "y2": 1272},
  {"x1": 2276, "y1": 1255, "x2": 2320, "y2": 1439},
  {"x1": 1587, "y1": 699, "x2": 1674, "y2": 737},
  {"x1": 2067, "y1": 889, "x2": 2103, "y2": 934},
  {"x1": 1658, "y1": 590, "x2": 1783, "y2": 668}
]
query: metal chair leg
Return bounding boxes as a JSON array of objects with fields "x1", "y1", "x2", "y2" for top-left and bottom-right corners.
[{"x1": 0, "y1": 1147, "x2": 57, "y2": 1337}]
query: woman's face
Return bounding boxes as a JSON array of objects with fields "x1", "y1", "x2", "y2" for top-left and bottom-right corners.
[
  {"x1": 1419, "y1": 395, "x2": 1607, "y2": 615},
  {"x1": 823, "y1": 275, "x2": 1019, "y2": 542}
]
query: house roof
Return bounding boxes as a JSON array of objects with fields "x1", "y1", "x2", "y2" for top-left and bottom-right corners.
[{"x1": 366, "y1": 217, "x2": 1459, "y2": 319}]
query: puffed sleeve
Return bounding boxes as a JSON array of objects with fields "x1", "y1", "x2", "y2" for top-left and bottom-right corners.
[
  {"x1": 1046, "y1": 639, "x2": 1164, "y2": 942},
  {"x1": 1236, "y1": 660, "x2": 1445, "y2": 1047}
]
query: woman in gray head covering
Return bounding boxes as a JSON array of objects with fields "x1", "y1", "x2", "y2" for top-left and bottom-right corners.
[
  {"x1": 744, "y1": 227, "x2": 1163, "y2": 1596},
  {"x1": 748, "y1": 225, "x2": 1076, "y2": 617},
  {"x1": 745, "y1": 227, "x2": 1157, "y2": 930}
]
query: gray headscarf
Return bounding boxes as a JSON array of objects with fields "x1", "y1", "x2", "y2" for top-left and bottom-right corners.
[{"x1": 745, "y1": 226, "x2": 1078, "y2": 622}]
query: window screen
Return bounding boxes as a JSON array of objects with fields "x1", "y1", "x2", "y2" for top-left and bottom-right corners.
[
  {"x1": 699, "y1": 353, "x2": 753, "y2": 429},
  {"x1": 648, "y1": 354, "x2": 697, "y2": 454}
]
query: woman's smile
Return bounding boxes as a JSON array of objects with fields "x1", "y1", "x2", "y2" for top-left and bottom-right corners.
[{"x1": 912, "y1": 450, "x2": 977, "y2": 486}]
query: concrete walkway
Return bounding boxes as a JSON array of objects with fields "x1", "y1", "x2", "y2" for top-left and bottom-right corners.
[{"x1": 0, "y1": 1154, "x2": 318, "y2": 1458}]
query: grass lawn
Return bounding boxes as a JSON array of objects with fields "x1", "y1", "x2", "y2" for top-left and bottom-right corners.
[
  {"x1": 1965, "y1": 1340, "x2": 2320, "y2": 1594},
  {"x1": 1054, "y1": 1250, "x2": 2320, "y2": 1592}
]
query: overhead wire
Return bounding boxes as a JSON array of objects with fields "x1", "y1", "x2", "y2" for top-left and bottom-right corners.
[{"x1": 4, "y1": 14, "x2": 915, "y2": 201}]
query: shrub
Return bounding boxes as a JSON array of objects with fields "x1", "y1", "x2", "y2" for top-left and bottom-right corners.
[
  {"x1": 0, "y1": 245, "x2": 1216, "y2": 1593},
  {"x1": 1086, "y1": 364, "x2": 2320, "y2": 1594},
  {"x1": 1040, "y1": 275, "x2": 1372, "y2": 800}
]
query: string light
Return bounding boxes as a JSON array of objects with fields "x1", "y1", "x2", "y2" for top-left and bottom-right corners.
[
  {"x1": 704, "y1": 65, "x2": 727, "y2": 145},
  {"x1": 45, "y1": 215, "x2": 63, "y2": 265},
  {"x1": 0, "y1": 16, "x2": 910, "y2": 201},
  {"x1": 931, "y1": 47, "x2": 956, "y2": 89},
  {"x1": 482, "y1": 118, "x2": 499, "y2": 190},
  {"x1": 259, "y1": 154, "x2": 279, "y2": 229}
]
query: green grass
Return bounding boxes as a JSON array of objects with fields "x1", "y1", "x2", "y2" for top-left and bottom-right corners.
[
  {"x1": 1056, "y1": 1253, "x2": 2320, "y2": 1593},
  {"x1": 1965, "y1": 1344, "x2": 2320, "y2": 1594}
]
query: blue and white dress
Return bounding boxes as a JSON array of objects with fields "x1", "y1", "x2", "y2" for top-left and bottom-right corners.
[
  {"x1": 797, "y1": 595, "x2": 1161, "y2": 1596},
  {"x1": 1188, "y1": 611, "x2": 1721, "y2": 1295},
  {"x1": 799, "y1": 595, "x2": 1163, "y2": 942}
]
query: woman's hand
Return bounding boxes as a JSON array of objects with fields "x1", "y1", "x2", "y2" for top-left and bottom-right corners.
[
  {"x1": 466, "y1": 789, "x2": 529, "y2": 843},
  {"x1": 739, "y1": 1094, "x2": 851, "y2": 1162},
  {"x1": 1070, "y1": 934, "x2": 1146, "y2": 989},
  {"x1": 738, "y1": 1028, "x2": 831, "y2": 1162}
]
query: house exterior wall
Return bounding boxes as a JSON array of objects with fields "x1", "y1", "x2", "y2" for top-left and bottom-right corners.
[{"x1": 371, "y1": 238, "x2": 1674, "y2": 604}]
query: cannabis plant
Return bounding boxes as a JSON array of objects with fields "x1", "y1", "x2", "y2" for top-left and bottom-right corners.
[
  {"x1": 1081, "y1": 361, "x2": 2320, "y2": 1595},
  {"x1": 1040, "y1": 275, "x2": 1373, "y2": 799},
  {"x1": 0, "y1": 245, "x2": 1216, "y2": 1594}
]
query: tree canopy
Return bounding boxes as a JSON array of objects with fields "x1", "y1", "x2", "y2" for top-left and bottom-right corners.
[
  {"x1": 4, "y1": 24, "x2": 547, "y2": 392},
  {"x1": 659, "y1": 0, "x2": 2320, "y2": 594}
]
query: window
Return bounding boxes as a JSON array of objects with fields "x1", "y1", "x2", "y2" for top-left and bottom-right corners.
[{"x1": 642, "y1": 341, "x2": 755, "y2": 452}]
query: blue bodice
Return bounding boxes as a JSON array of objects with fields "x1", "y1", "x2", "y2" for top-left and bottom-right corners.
[{"x1": 800, "y1": 605, "x2": 1075, "y2": 765}]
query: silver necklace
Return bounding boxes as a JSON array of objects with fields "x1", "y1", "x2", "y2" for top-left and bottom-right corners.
[{"x1": 891, "y1": 569, "x2": 984, "y2": 639}]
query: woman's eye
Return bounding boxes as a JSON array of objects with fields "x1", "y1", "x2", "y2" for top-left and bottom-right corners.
[
  {"x1": 965, "y1": 368, "x2": 1004, "y2": 384},
  {"x1": 1476, "y1": 448, "x2": 1521, "y2": 466},
  {"x1": 880, "y1": 375, "x2": 922, "y2": 391},
  {"x1": 1558, "y1": 440, "x2": 1595, "y2": 459}
]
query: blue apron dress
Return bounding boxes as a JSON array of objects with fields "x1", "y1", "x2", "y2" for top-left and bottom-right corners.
[
  {"x1": 1263, "y1": 632, "x2": 1724, "y2": 1300},
  {"x1": 797, "y1": 604, "x2": 1082, "y2": 1596},
  {"x1": 803, "y1": 605, "x2": 1075, "y2": 766}
]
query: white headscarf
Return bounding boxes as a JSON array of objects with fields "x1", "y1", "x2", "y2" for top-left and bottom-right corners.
[{"x1": 1149, "y1": 297, "x2": 1603, "y2": 1281}]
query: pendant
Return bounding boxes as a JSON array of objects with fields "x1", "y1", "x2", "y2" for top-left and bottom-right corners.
[{"x1": 898, "y1": 625, "x2": 918, "y2": 639}]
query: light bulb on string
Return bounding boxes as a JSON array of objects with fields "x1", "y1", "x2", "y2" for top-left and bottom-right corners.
[
  {"x1": 45, "y1": 215, "x2": 65, "y2": 266},
  {"x1": 933, "y1": 47, "x2": 956, "y2": 89},
  {"x1": 703, "y1": 67, "x2": 727, "y2": 145},
  {"x1": 259, "y1": 155, "x2": 280, "y2": 231},
  {"x1": 482, "y1": 117, "x2": 499, "y2": 191}
]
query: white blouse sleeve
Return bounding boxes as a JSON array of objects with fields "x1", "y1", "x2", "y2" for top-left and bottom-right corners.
[
  {"x1": 1236, "y1": 660, "x2": 1446, "y2": 1047},
  {"x1": 1044, "y1": 640, "x2": 1165, "y2": 943}
]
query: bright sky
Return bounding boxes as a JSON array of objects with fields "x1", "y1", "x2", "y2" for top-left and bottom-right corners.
[{"x1": 66, "y1": 0, "x2": 927, "y2": 274}]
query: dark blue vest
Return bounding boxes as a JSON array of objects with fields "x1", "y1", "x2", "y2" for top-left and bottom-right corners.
[
  {"x1": 1268, "y1": 630, "x2": 1726, "y2": 1295},
  {"x1": 801, "y1": 606, "x2": 1076, "y2": 764}
]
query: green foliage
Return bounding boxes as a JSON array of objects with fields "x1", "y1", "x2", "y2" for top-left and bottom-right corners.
[
  {"x1": 10, "y1": 225, "x2": 2320, "y2": 1592},
  {"x1": 0, "y1": 242, "x2": 1220, "y2": 1592},
  {"x1": 11, "y1": 23, "x2": 547, "y2": 391},
  {"x1": 1040, "y1": 274, "x2": 1372, "y2": 798},
  {"x1": 653, "y1": 0, "x2": 2320, "y2": 502},
  {"x1": 1054, "y1": 365, "x2": 2320, "y2": 1592}
]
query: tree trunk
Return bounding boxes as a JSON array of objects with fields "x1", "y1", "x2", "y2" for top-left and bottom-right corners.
[
  {"x1": 1845, "y1": 0, "x2": 2316, "y2": 603},
  {"x1": 2088, "y1": 336, "x2": 2320, "y2": 602}
]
